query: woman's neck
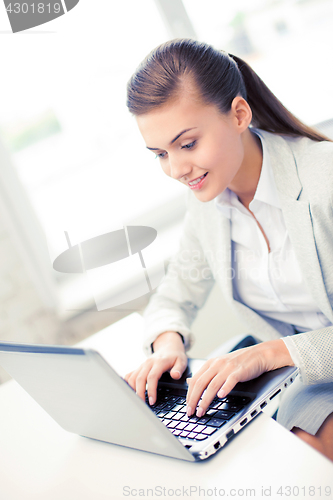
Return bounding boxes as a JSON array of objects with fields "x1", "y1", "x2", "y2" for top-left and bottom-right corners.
[{"x1": 228, "y1": 129, "x2": 263, "y2": 210}]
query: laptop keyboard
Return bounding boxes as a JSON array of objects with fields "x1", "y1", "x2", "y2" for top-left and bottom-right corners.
[{"x1": 146, "y1": 387, "x2": 252, "y2": 442}]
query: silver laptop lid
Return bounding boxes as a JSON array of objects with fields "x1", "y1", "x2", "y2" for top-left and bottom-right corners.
[
  {"x1": 0, "y1": 341, "x2": 298, "y2": 461},
  {"x1": 0, "y1": 342, "x2": 195, "y2": 461}
]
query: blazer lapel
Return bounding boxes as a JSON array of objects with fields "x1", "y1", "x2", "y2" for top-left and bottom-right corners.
[{"x1": 262, "y1": 131, "x2": 333, "y2": 321}]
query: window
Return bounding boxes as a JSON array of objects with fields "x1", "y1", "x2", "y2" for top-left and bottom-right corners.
[
  {"x1": 1, "y1": 0, "x2": 332, "y2": 314},
  {"x1": 182, "y1": 0, "x2": 333, "y2": 125},
  {"x1": 0, "y1": 1, "x2": 187, "y2": 312}
]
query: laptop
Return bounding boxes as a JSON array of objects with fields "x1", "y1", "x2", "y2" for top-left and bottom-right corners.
[{"x1": 0, "y1": 337, "x2": 298, "y2": 462}]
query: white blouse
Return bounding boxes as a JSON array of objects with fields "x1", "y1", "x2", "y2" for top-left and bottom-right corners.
[{"x1": 215, "y1": 129, "x2": 332, "y2": 334}]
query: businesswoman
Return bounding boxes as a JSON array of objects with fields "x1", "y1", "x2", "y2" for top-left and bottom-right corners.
[{"x1": 124, "y1": 39, "x2": 333, "y2": 460}]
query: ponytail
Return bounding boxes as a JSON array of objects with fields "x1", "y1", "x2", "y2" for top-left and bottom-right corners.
[
  {"x1": 127, "y1": 39, "x2": 330, "y2": 142},
  {"x1": 229, "y1": 54, "x2": 330, "y2": 142}
]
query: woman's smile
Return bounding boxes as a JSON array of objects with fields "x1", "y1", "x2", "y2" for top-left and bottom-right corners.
[{"x1": 187, "y1": 171, "x2": 208, "y2": 189}]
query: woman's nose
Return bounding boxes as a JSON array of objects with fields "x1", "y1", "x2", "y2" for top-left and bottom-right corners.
[{"x1": 169, "y1": 155, "x2": 192, "y2": 180}]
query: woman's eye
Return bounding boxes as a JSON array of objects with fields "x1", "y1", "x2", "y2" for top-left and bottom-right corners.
[
  {"x1": 181, "y1": 141, "x2": 196, "y2": 150},
  {"x1": 155, "y1": 152, "x2": 167, "y2": 159}
]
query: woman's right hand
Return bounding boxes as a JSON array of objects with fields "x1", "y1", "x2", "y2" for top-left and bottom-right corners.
[{"x1": 124, "y1": 331, "x2": 188, "y2": 406}]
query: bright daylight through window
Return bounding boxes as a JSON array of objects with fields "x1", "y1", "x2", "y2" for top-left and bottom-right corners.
[{"x1": 0, "y1": 0, "x2": 332, "y2": 313}]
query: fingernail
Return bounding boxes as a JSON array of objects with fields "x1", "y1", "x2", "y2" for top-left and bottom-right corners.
[
  {"x1": 196, "y1": 407, "x2": 204, "y2": 418},
  {"x1": 173, "y1": 370, "x2": 181, "y2": 379},
  {"x1": 187, "y1": 406, "x2": 192, "y2": 416},
  {"x1": 217, "y1": 389, "x2": 226, "y2": 399},
  {"x1": 149, "y1": 397, "x2": 154, "y2": 405}
]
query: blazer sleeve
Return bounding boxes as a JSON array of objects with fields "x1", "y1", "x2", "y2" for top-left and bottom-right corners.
[
  {"x1": 142, "y1": 208, "x2": 215, "y2": 355},
  {"x1": 282, "y1": 327, "x2": 333, "y2": 385}
]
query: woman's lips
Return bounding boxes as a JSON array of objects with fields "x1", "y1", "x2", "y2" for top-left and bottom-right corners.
[{"x1": 188, "y1": 172, "x2": 208, "y2": 190}]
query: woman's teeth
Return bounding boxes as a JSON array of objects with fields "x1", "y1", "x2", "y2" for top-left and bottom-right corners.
[{"x1": 189, "y1": 173, "x2": 207, "y2": 186}]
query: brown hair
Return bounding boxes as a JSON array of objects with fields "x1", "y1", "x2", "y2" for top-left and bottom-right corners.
[{"x1": 127, "y1": 38, "x2": 330, "y2": 142}]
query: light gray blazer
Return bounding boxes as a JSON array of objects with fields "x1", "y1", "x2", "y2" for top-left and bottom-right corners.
[{"x1": 143, "y1": 130, "x2": 333, "y2": 386}]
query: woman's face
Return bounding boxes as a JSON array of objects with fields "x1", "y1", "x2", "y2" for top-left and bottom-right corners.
[{"x1": 136, "y1": 94, "x2": 252, "y2": 203}]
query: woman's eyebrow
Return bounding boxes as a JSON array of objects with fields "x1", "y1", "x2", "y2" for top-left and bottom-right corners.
[{"x1": 146, "y1": 128, "x2": 197, "y2": 151}]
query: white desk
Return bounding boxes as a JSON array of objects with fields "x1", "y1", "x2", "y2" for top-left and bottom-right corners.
[{"x1": 0, "y1": 314, "x2": 332, "y2": 500}]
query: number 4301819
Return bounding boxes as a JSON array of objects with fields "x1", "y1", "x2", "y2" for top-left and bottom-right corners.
[{"x1": 6, "y1": 3, "x2": 61, "y2": 14}]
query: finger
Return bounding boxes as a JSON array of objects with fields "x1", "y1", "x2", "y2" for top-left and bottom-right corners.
[
  {"x1": 215, "y1": 371, "x2": 240, "y2": 399},
  {"x1": 124, "y1": 370, "x2": 134, "y2": 384},
  {"x1": 126, "y1": 369, "x2": 140, "y2": 390},
  {"x1": 147, "y1": 364, "x2": 169, "y2": 405},
  {"x1": 196, "y1": 374, "x2": 226, "y2": 416},
  {"x1": 147, "y1": 356, "x2": 186, "y2": 404},
  {"x1": 185, "y1": 360, "x2": 213, "y2": 403},
  {"x1": 170, "y1": 356, "x2": 188, "y2": 380},
  {"x1": 134, "y1": 364, "x2": 152, "y2": 401},
  {"x1": 187, "y1": 359, "x2": 213, "y2": 386},
  {"x1": 186, "y1": 369, "x2": 216, "y2": 416}
]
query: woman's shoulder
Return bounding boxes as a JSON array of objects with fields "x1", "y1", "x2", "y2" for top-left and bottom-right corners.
[
  {"x1": 256, "y1": 127, "x2": 332, "y2": 148},
  {"x1": 286, "y1": 133, "x2": 333, "y2": 155},
  {"x1": 256, "y1": 129, "x2": 333, "y2": 201},
  {"x1": 259, "y1": 128, "x2": 333, "y2": 172},
  {"x1": 274, "y1": 130, "x2": 332, "y2": 157},
  {"x1": 289, "y1": 135, "x2": 333, "y2": 176},
  {"x1": 286, "y1": 135, "x2": 333, "y2": 200}
]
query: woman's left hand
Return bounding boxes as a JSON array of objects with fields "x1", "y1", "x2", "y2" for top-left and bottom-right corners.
[{"x1": 186, "y1": 339, "x2": 294, "y2": 417}]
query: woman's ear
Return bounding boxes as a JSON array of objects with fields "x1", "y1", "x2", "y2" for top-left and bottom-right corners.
[{"x1": 230, "y1": 96, "x2": 252, "y2": 132}]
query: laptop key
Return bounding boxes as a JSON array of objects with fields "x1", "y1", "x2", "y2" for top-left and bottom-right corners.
[
  {"x1": 193, "y1": 424, "x2": 206, "y2": 433},
  {"x1": 186, "y1": 432, "x2": 197, "y2": 440},
  {"x1": 202, "y1": 426, "x2": 217, "y2": 435},
  {"x1": 172, "y1": 404, "x2": 186, "y2": 413},
  {"x1": 214, "y1": 410, "x2": 235, "y2": 420},
  {"x1": 226, "y1": 396, "x2": 251, "y2": 405},
  {"x1": 208, "y1": 418, "x2": 226, "y2": 428},
  {"x1": 210, "y1": 401, "x2": 223, "y2": 409},
  {"x1": 167, "y1": 396, "x2": 181, "y2": 403},
  {"x1": 180, "y1": 431, "x2": 190, "y2": 438},
  {"x1": 152, "y1": 402, "x2": 168, "y2": 409},
  {"x1": 196, "y1": 416, "x2": 211, "y2": 425},
  {"x1": 151, "y1": 407, "x2": 161, "y2": 414},
  {"x1": 206, "y1": 409, "x2": 217, "y2": 417},
  {"x1": 175, "y1": 421, "x2": 188, "y2": 430},
  {"x1": 177, "y1": 397, "x2": 186, "y2": 404},
  {"x1": 162, "y1": 403, "x2": 177, "y2": 411},
  {"x1": 172, "y1": 429, "x2": 182, "y2": 436},
  {"x1": 164, "y1": 411, "x2": 177, "y2": 419},
  {"x1": 194, "y1": 434, "x2": 208, "y2": 441},
  {"x1": 229, "y1": 405, "x2": 244, "y2": 412},
  {"x1": 171, "y1": 413, "x2": 183, "y2": 421},
  {"x1": 184, "y1": 423, "x2": 198, "y2": 432},
  {"x1": 160, "y1": 394, "x2": 171, "y2": 401},
  {"x1": 166, "y1": 421, "x2": 178, "y2": 429},
  {"x1": 156, "y1": 411, "x2": 168, "y2": 418},
  {"x1": 219, "y1": 402, "x2": 243, "y2": 412}
]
